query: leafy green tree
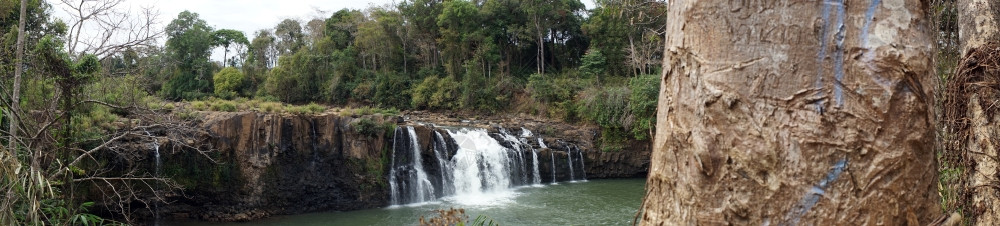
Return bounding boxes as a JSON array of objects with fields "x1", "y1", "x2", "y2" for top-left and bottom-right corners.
[
  {"x1": 162, "y1": 10, "x2": 215, "y2": 100},
  {"x1": 213, "y1": 67, "x2": 245, "y2": 99},
  {"x1": 584, "y1": 0, "x2": 666, "y2": 77},
  {"x1": 627, "y1": 74, "x2": 658, "y2": 140},
  {"x1": 212, "y1": 29, "x2": 249, "y2": 67},
  {"x1": 399, "y1": 0, "x2": 443, "y2": 70},
  {"x1": 436, "y1": 0, "x2": 480, "y2": 78},
  {"x1": 274, "y1": 19, "x2": 304, "y2": 55},
  {"x1": 579, "y1": 49, "x2": 606, "y2": 79},
  {"x1": 244, "y1": 29, "x2": 276, "y2": 94},
  {"x1": 325, "y1": 9, "x2": 361, "y2": 50}
]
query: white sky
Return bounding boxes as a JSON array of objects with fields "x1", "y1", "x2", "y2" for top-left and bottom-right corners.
[{"x1": 52, "y1": 0, "x2": 596, "y2": 62}]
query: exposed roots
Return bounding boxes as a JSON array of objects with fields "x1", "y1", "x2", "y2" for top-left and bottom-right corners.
[{"x1": 942, "y1": 43, "x2": 1000, "y2": 223}]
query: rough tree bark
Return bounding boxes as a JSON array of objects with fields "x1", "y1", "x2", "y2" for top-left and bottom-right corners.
[
  {"x1": 954, "y1": 0, "x2": 1000, "y2": 224},
  {"x1": 641, "y1": 0, "x2": 940, "y2": 225},
  {"x1": 958, "y1": 0, "x2": 998, "y2": 54}
]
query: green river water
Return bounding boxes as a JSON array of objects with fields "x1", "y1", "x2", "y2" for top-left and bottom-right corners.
[{"x1": 167, "y1": 179, "x2": 645, "y2": 226}]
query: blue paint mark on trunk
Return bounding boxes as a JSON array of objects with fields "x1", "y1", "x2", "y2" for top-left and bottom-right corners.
[
  {"x1": 814, "y1": 0, "x2": 835, "y2": 113},
  {"x1": 783, "y1": 158, "x2": 848, "y2": 225},
  {"x1": 860, "y1": 0, "x2": 882, "y2": 46},
  {"x1": 833, "y1": 0, "x2": 847, "y2": 107}
]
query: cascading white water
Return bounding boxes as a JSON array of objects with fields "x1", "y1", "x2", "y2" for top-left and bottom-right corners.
[
  {"x1": 407, "y1": 127, "x2": 435, "y2": 203},
  {"x1": 432, "y1": 131, "x2": 454, "y2": 196},
  {"x1": 389, "y1": 126, "x2": 583, "y2": 206},
  {"x1": 538, "y1": 138, "x2": 547, "y2": 148},
  {"x1": 449, "y1": 128, "x2": 512, "y2": 198},
  {"x1": 151, "y1": 138, "x2": 161, "y2": 222},
  {"x1": 567, "y1": 148, "x2": 575, "y2": 181},
  {"x1": 388, "y1": 128, "x2": 400, "y2": 205},
  {"x1": 578, "y1": 148, "x2": 588, "y2": 181},
  {"x1": 531, "y1": 149, "x2": 541, "y2": 185},
  {"x1": 550, "y1": 152, "x2": 557, "y2": 184}
]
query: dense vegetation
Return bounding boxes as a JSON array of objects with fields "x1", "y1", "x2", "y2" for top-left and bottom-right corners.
[{"x1": 143, "y1": 0, "x2": 667, "y2": 143}]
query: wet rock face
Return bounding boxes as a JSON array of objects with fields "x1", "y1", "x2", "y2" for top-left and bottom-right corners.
[
  {"x1": 159, "y1": 112, "x2": 394, "y2": 221},
  {"x1": 643, "y1": 0, "x2": 939, "y2": 225}
]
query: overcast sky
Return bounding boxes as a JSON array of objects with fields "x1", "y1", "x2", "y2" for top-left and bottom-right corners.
[{"x1": 52, "y1": 0, "x2": 595, "y2": 62}]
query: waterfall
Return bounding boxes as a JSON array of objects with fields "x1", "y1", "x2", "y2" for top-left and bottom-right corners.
[
  {"x1": 153, "y1": 141, "x2": 161, "y2": 179},
  {"x1": 433, "y1": 131, "x2": 454, "y2": 196},
  {"x1": 449, "y1": 128, "x2": 512, "y2": 195},
  {"x1": 407, "y1": 127, "x2": 435, "y2": 203},
  {"x1": 578, "y1": 147, "x2": 588, "y2": 181},
  {"x1": 388, "y1": 128, "x2": 400, "y2": 205},
  {"x1": 550, "y1": 152, "x2": 557, "y2": 184},
  {"x1": 387, "y1": 127, "x2": 435, "y2": 205},
  {"x1": 538, "y1": 138, "x2": 547, "y2": 148},
  {"x1": 531, "y1": 149, "x2": 541, "y2": 185},
  {"x1": 389, "y1": 126, "x2": 579, "y2": 206},
  {"x1": 567, "y1": 148, "x2": 575, "y2": 181},
  {"x1": 151, "y1": 138, "x2": 160, "y2": 222}
]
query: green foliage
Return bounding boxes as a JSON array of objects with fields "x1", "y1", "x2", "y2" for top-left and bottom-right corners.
[
  {"x1": 162, "y1": 11, "x2": 216, "y2": 100},
  {"x1": 627, "y1": 74, "x2": 659, "y2": 140},
  {"x1": 41, "y1": 200, "x2": 117, "y2": 226},
  {"x1": 213, "y1": 67, "x2": 245, "y2": 99},
  {"x1": 209, "y1": 100, "x2": 237, "y2": 112},
  {"x1": 71, "y1": 105, "x2": 118, "y2": 142},
  {"x1": 528, "y1": 73, "x2": 588, "y2": 120},
  {"x1": 579, "y1": 49, "x2": 607, "y2": 79},
  {"x1": 577, "y1": 84, "x2": 630, "y2": 130},
  {"x1": 352, "y1": 117, "x2": 394, "y2": 137},
  {"x1": 345, "y1": 106, "x2": 400, "y2": 116},
  {"x1": 286, "y1": 102, "x2": 327, "y2": 115},
  {"x1": 411, "y1": 76, "x2": 438, "y2": 109},
  {"x1": 274, "y1": 19, "x2": 304, "y2": 54},
  {"x1": 411, "y1": 75, "x2": 462, "y2": 110},
  {"x1": 372, "y1": 72, "x2": 411, "y2": 109},
  {"x1": 469, "y1": 214, "x2": 500, "y2": 226},
  {"x1": 190, "y1": 101, "x2": 208, "y2": 111},
  {"x1": 87, "y1": 75, "x2": 150, "y2": 108}
]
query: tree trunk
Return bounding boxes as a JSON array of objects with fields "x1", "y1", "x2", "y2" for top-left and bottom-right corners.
[
  {"x1": 953, "y1": 0, "x2": 1000, "y2": 224},
  {"x1": 9, "y1": 0, "x2": 26, "y2": 156},
  {"x1": 641, "y1": 0, "x2": 939, "y2": 225},
  {"x1": 958, "y1": 0, "x2": 998, "y2": 54}
]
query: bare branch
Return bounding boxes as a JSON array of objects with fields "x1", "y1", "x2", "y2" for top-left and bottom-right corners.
[{"x1": 57, "y1": 0, "x2": 163, "y2": 59}]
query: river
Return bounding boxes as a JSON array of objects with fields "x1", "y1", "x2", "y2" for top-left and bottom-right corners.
[{"x1": 167, "y1": 178, "x2": 645, "y2": 226}]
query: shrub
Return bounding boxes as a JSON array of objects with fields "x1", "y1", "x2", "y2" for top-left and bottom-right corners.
[
  {"x1": 190, "y1": 101, "x2": 208, "y2": 111},
  {"x1": 431, "y1": 76, "x2": 459, "y2": 110},
  {"x1": 259, "y1": 102, "x2": 283, "y2": 113},
  {"x1": 304, "y1": 102, "x2": 326, "y2": 114},
  {"x1": 209, "y1": 100, "x2": 237, "y2": 112},
  {"x1": 353, "y1": 118, "x2": 383, "y2": 137},
  {"x1": 411, "y1": 76, "x2": 439, "y2": 109},
  {"x1": 213, "y1": 67, "x2": 245, "y2": 99}
]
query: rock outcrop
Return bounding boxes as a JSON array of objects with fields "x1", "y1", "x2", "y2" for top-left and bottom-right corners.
[{"x1": 157, "y1": 112, "x2": 395, "y2": 221}]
